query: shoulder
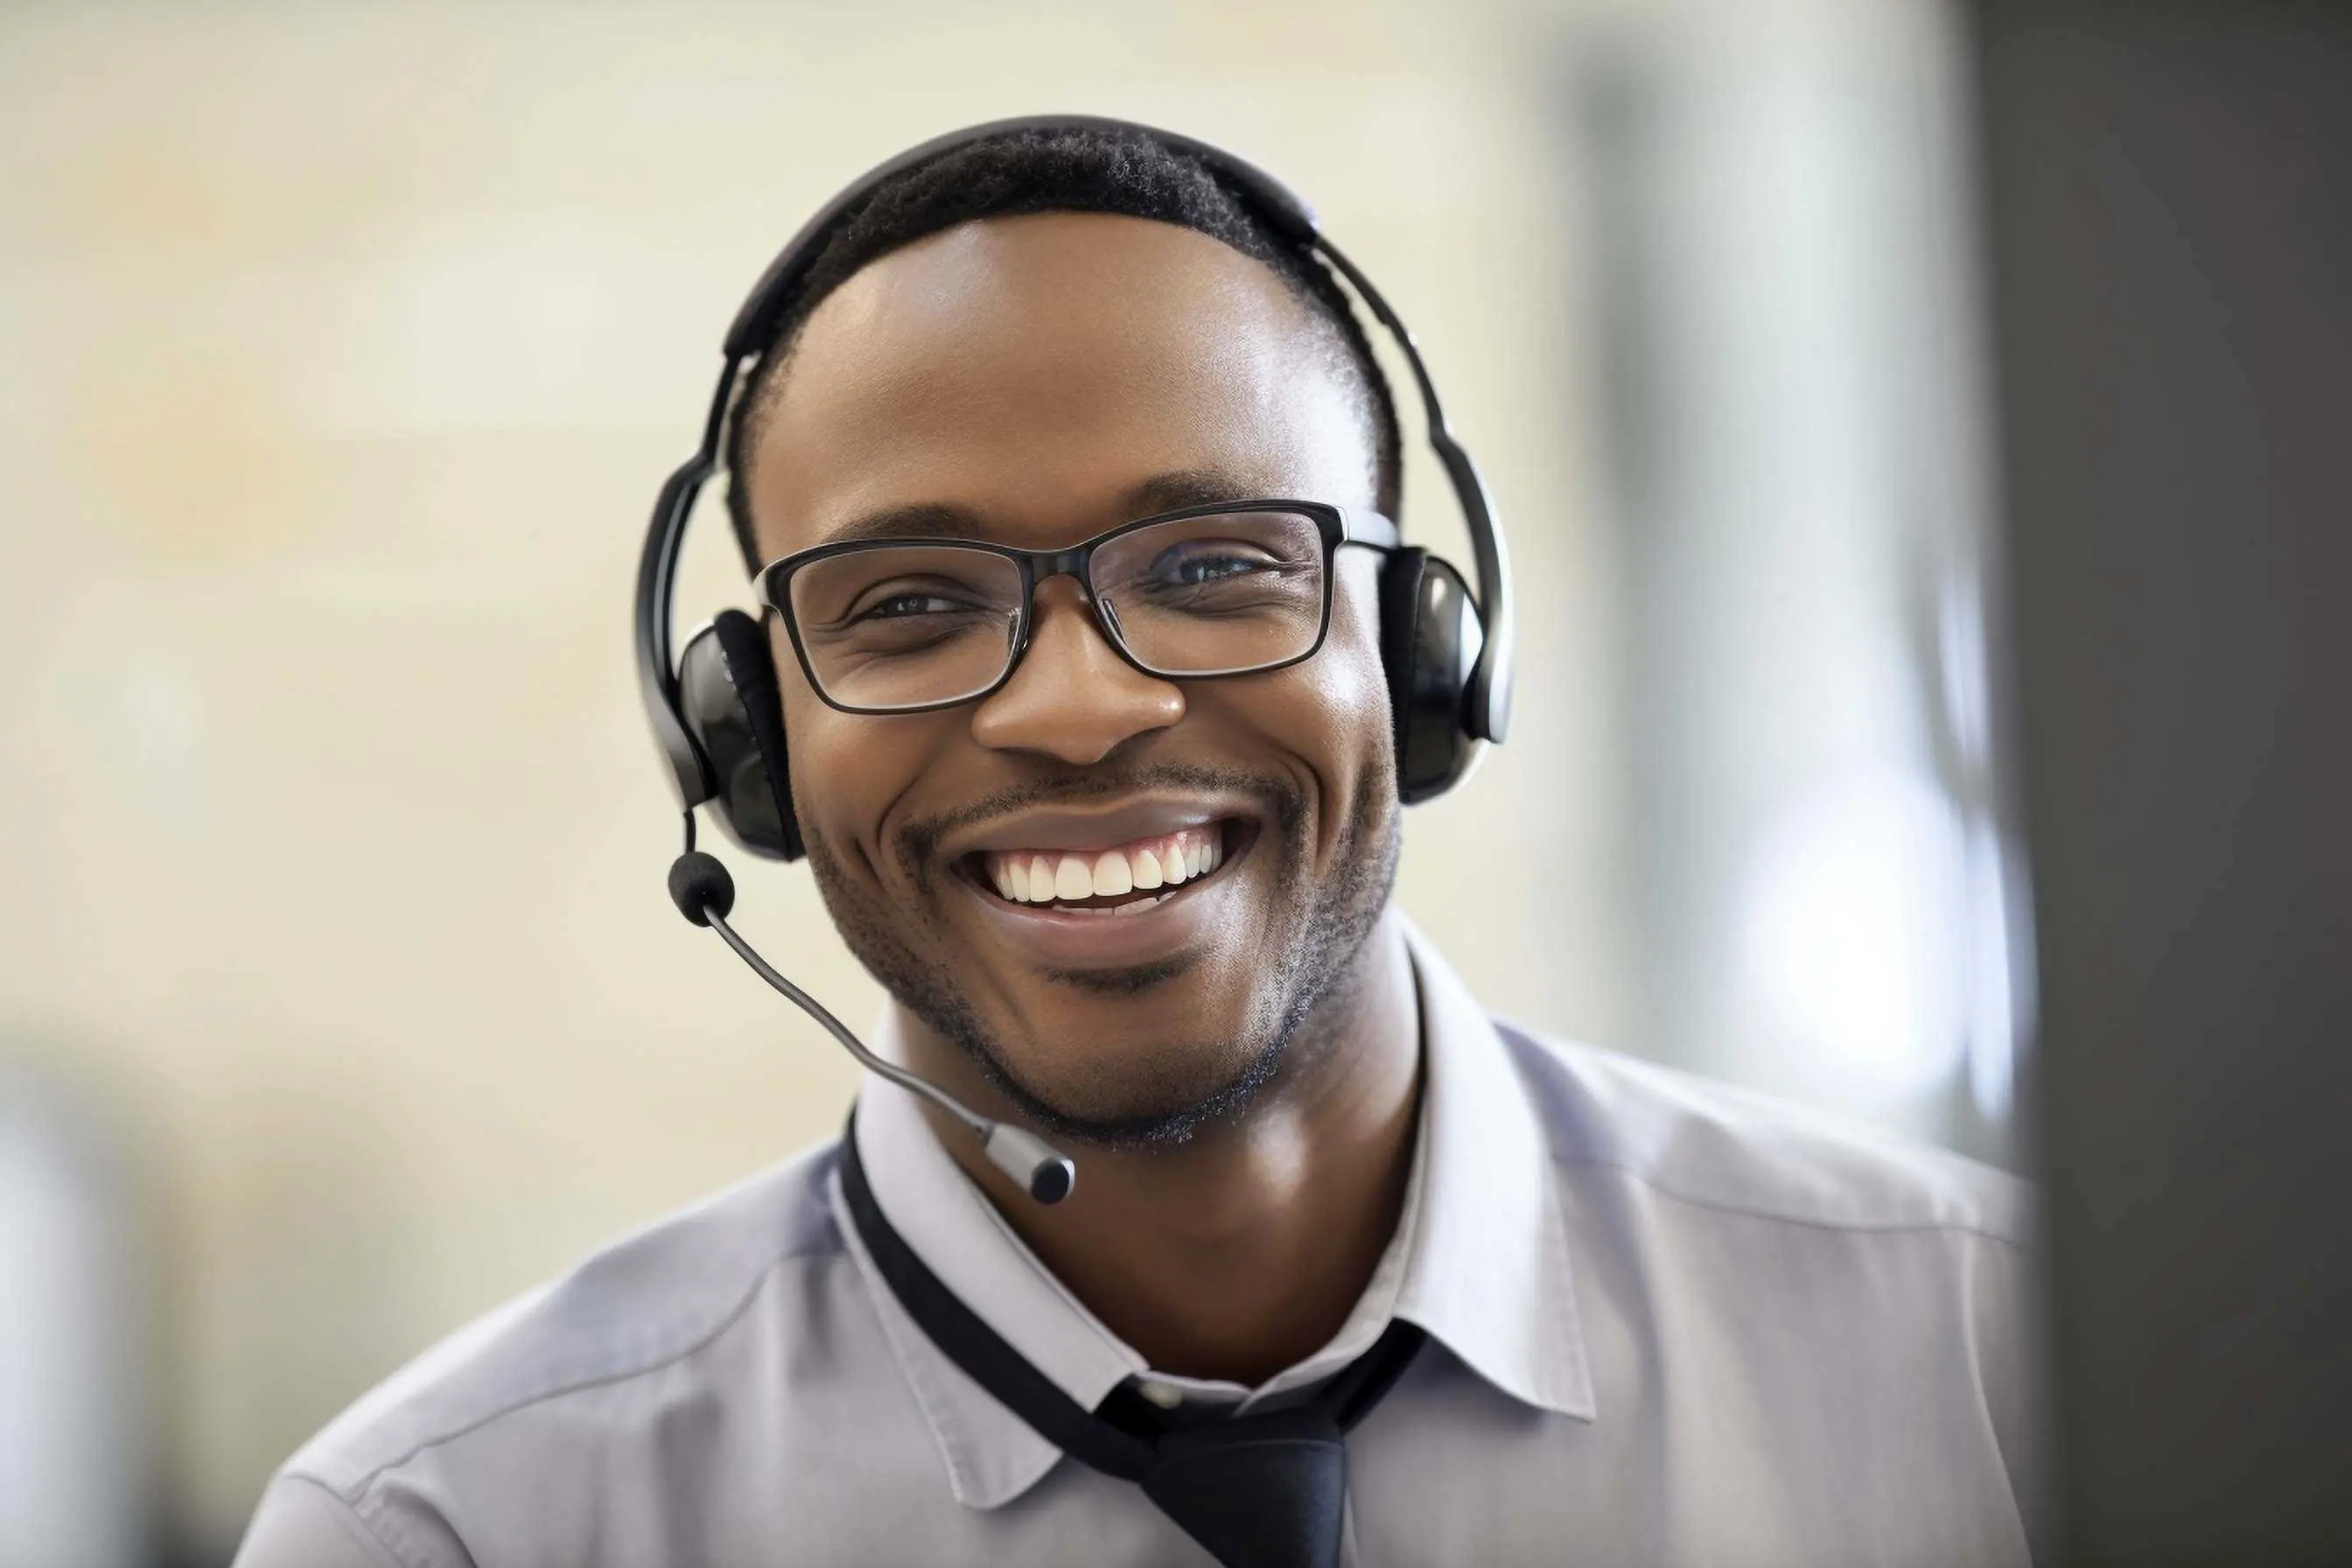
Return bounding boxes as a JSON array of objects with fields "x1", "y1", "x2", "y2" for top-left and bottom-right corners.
[
  {"x1": 277, "y1": 1138, "x2": 848, "y2": 1502},
  {"x1": 1491, "y1": 1022, "x2": 2047, "y2": 1549},
  {"x1": 1492, "y1": 1020, "x2": 2033, "y2": 1248}
]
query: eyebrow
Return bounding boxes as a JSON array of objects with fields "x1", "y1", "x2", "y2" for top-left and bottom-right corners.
[
  {"x1": 820, "y1": 500, "x2": 988, "y2": 546},
  {"x1": 1116, "y1": 466, "x2": 1274, "y2": 517},
  {"x1": 814, "y1": 466, "x2": 1280, "y2": 547}
]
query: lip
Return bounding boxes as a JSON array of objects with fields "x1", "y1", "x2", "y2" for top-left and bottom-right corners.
[
  {"x1": 941, "y1": 794, "x2": 1265, "y2": 858},
  {"x1": 954, "y1": 819, "x2": 1256, "y2": 970}
]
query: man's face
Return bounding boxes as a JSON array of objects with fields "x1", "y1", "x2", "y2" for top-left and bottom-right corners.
[{"x1": 746, "y1": 212, "x2": 1399, "y2": 1144}]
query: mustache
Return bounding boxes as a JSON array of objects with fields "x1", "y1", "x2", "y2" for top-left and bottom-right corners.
[{"x1": 899, "y1": 762, "x2": 1303, "y2": 870}]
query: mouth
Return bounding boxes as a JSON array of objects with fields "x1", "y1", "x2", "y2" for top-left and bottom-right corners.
[{"x1": 957, "y1": 819, "x2": 1256, "y2": 917}]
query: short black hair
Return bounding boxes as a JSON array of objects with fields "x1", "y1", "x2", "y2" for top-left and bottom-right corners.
[{"x1": 722, "y1": 123, "x2": 1404, "y2": 574}]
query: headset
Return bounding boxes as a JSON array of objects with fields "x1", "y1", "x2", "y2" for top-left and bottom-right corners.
[{"x1": 637, "y1": 115, "x2": 1517, "y2": 1204}]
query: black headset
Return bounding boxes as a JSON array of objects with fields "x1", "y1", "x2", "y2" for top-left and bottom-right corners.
[{"x1": 635, "y1": 115, "x2": 1516, "y2": 861}]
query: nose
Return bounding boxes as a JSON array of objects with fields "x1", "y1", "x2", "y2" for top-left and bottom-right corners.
[{"x1": 970, "y1": 576, "x2": 1184, "y2": 764}]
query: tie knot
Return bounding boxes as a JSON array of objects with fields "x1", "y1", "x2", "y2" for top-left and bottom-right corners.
[
  {"x1": 837, "y1": 1124, "x2": 1426, "y2": 1568},
  {"x1": 1140, "y1": 1406, "x2": 1351, "y2": 1568}
]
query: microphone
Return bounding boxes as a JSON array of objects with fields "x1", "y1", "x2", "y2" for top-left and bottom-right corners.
[{"x1": 666, "y1": 850, "x2": 1077, "y2": 1206}]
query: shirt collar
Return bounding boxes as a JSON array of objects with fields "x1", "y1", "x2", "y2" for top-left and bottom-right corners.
[
  {"x1": 828, "y1": 917, "x2": 1595, "y2": 1510},
  {"x1": 1390, "y1": 919, "x2": 1596, "y2": 1419}
]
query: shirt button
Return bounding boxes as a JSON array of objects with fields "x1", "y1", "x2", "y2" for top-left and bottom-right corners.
[{"x1": 1137, "y1": 1379, "x2": 1183, "y2": 1410}]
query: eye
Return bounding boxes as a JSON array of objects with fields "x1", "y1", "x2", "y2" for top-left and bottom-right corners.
[
  {"x1": 1149, "y1": 541, "x2": 1285, "y2": 587},
  {"x1": 1168, "y1": 551, "x2": 1269, "y2": 584},
  {"x1": 856, "y1": 591, "x2": 971, "y2": 621},
  {"x1": 835, "y1": 570, "x2": 1001, "y2": 625}
]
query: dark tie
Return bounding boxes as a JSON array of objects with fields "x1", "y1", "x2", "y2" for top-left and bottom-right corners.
[{"x1": 838, "y1": 1124, "x2": 1424, "y2": 1568}]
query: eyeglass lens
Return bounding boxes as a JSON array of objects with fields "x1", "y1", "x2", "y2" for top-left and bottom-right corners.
[{"x1": 785, "y1": 508, "x2": 1329, "y2": 711}]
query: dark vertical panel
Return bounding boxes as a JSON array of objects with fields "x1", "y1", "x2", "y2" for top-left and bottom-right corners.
[{"x1": 1973, "y1": 4, "x2": 2352, "y2": 1563}]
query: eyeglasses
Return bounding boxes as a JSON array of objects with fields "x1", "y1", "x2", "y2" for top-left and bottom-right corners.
[{"x1": 755, "y1": 500, "x2": 1399, "y2": 715}]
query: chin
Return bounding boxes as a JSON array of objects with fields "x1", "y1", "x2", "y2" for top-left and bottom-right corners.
[{"x1": 967, "y1": 1022, "x2": 1290, "y2": 1151}]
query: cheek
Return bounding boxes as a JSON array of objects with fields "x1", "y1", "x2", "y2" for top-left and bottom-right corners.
[
  {"x1": 1318, "y1": 561, "x2": 1396, "y2": 756},
  {"x1": 1250, "y1": 561, "x2": 1395, "y2": 824},
  {"x1": 771, "y1": 630, "x2": 937, "y2": 876}
]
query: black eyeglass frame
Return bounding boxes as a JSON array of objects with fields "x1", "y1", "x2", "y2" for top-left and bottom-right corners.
[{"x1": 753, "y1": 500, "x2": 1401, "y2": 716}]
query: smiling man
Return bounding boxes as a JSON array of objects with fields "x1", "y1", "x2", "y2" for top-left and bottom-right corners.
[{"x1": 236, "y1": 122, "x2": 2040, "y2": 1568}]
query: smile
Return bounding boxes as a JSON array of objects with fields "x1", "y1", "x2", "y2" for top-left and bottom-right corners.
[
  {"x1": 974, "y1": 825, "x2": 1231, "y2": 915},
  {"x1": 943, "y1": 801, "x2": 1264, "y2": 969}
]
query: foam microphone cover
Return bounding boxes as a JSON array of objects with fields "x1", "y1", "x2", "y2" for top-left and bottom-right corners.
[{"x1": 668, "y1": 851, "x2": 737, "y2": 926}]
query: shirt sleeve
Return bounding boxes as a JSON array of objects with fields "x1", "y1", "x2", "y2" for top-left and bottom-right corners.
[{"x1": 231, "y1": 1475, "x2": 414, "y2": 1568}]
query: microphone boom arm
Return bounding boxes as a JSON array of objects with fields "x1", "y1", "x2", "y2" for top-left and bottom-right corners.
[
  {"x1": 696, "y1": 905, "x2": 1075, "y2": 1206},
  {"x1": 704, "y1": 909, "x2": 986, "y2": 1137}
]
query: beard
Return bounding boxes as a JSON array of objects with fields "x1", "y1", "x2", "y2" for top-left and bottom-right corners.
[{"x1": 800, "y1": 756, "x2": 1400, "y2": 1150}]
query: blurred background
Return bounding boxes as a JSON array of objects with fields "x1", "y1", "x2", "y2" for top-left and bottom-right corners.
[{"x1": 1, "y1": 0, "x2": 2028, "y2": 1559}]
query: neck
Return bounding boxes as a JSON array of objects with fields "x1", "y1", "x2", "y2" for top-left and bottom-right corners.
[{"x1": 894, "y1": 911, "x2": 1423, "y2": 1386}]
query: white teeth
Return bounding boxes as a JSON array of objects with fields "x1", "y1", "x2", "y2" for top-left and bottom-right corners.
[
  {"x1": 1092, "y1": 850, "x2": 1131, "y2": 898},
  {"x1": 984, "y1": 828, "x2": 1228, "y2": 907}
]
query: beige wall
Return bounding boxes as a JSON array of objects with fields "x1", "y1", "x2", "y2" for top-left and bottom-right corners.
[{"x1": 0, "y1": 1, "x2": 1623, "y2": 1547}]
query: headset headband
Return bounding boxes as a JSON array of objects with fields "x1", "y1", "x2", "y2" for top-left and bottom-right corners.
[{"x1": 636, "y1": 114, "x2": 1515, "y2": 814}]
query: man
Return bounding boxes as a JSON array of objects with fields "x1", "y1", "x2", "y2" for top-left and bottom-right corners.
[{"x1": 235, "y1": 123, "x2": 2038, "y2": 1566}]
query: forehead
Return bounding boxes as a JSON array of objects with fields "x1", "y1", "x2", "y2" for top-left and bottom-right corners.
[{"x1": 744, "y1": 212, "x2": 1371, "y2": 559}]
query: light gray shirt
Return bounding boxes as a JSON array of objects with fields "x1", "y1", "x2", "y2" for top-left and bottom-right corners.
[{"x1": 234, "y1": 927, "x2": 2040, "y2": 1566}]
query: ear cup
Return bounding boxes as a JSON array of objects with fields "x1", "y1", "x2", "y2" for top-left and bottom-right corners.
[
  {"x1": 1377, "y1": 549, "x2": 1486, "y2": 805},
  {"x1": 677, "y1": 609, "x2": 804, "y2": 860}
]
